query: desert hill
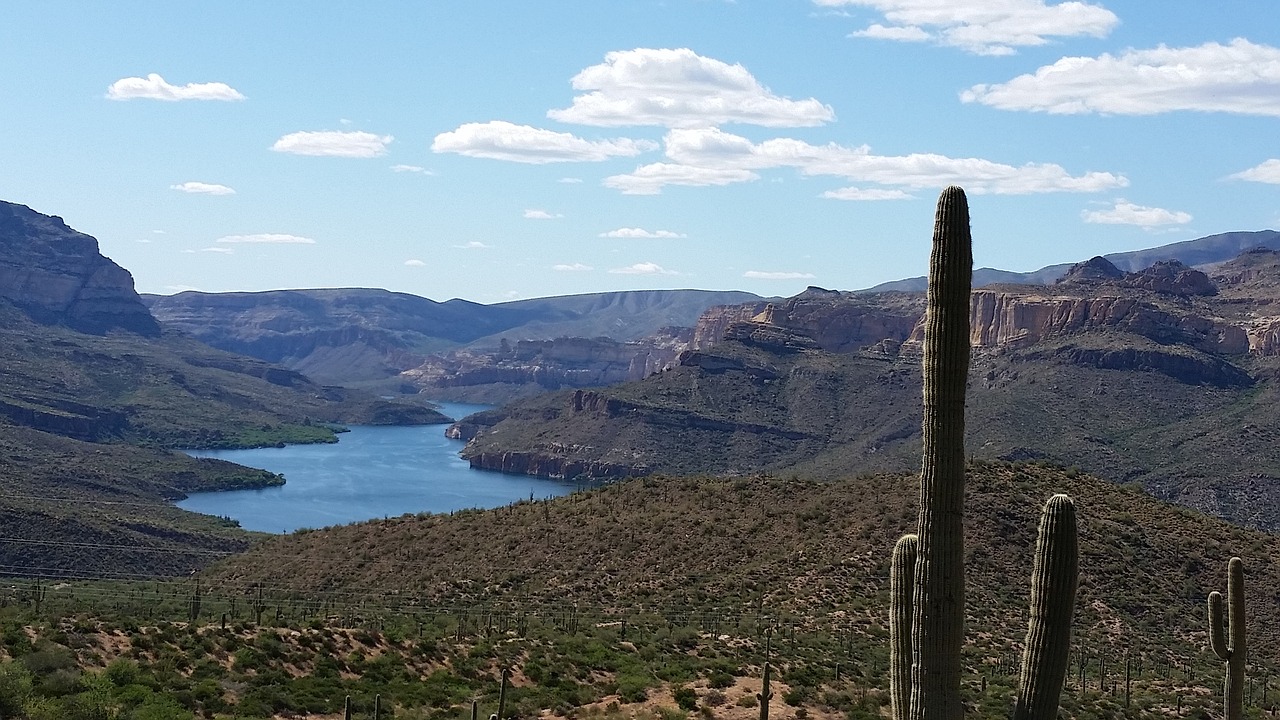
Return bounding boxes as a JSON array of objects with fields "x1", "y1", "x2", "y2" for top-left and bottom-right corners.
[
  {"x1": 451, "y1": 253, "x2": 1280, "y2": 530},
  {"x1": 0, "y1": 201, "x2": 448, "y2": 577}
]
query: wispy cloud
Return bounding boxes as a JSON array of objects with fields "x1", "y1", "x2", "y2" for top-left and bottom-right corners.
[
  {"x1": 272, "y1": 131, "x2": 393, "y2": 158},
  {"x1": 391, "y1": 164, "x2": 433, "y2": 174},
  {"x1": 821, "y1": 187, "x2": 913, "y2": 200},
  {"x1": 433, "y1": 121, "x2": 655, "y2": 164},
  {"x1": 605, "y1": 127, "x2": 1124, "y2": 195},
  {"x1": 1228, "y1": 159, "x2": 1280, "y2": 184},
  {"x1": 216, "y1": 233, "x2": 316, "y2": 244},
  {"x1": 816, "y1": 0, "x2": 1118, "y2": 56},
  {"x1": 453, "y1": 241, "x2": 491, "y2": 250},
  {"x1": 548, "y1": 48, "x2": 834, "y2": 128},
  {"x1": 184, "y1": 247, "x2": 234, "y2": 254},
  {"x1": 963, "y1": 39, "x2": 1280, "y2": 116},
  {"x1": 404, "y1": 259, "x2": 427, "y2": 266},
  {"x1": 106, "y1": 73, "x2": 245, "y2": 101},
  {"x1": 170, "y1": 181, "x2": 236, "y2": 196},
  {"x1": 559, "y1": 177, "x2": 584, "y2": 184},
  {"x1": 599, "y1": 227, "x2": 687, "y2": 239},
  {"x1": 743, "y1": 270, "x2": 817, "y2": 280},
  {"x1": 1081, "y1": 200, "x2": 1192, "y2": 228},
  {"x1": 553, "y1": 263, "x2": 593, "y2": 272},
  {"x1": 608, "y1": 262, "x2": 678, "y2": 275},
  {"x1": 524, "y1": 209, "x2": 563, "y2": 220}
]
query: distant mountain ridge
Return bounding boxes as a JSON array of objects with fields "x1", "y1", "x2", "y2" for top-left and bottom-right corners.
[
  {"x1": 861, "y1": 229, "x2": 1280, "y2": 293},
  {"x1": 145, "y1": 288, "x2": 765, "y2": 389}
]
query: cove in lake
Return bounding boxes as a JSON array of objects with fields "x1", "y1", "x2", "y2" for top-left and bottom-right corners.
[{"x1": 177, "y1": 402, "x2": 578, "y2": 534}]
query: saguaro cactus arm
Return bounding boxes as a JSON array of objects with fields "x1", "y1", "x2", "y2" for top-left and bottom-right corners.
[
  {"x1": 910, "y1": 186, "x2": 973, "y2": 720},
  {"x1": 1014, "y1": 494, "x2": 1079, "y2": 720},
  {"x1": 891, "y1": 534, "x2": 919, "y2": 720}
]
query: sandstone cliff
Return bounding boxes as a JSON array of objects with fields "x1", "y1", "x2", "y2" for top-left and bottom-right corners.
[{"x1": 0, "y1": 201, "x2": 159, "y2": 336}]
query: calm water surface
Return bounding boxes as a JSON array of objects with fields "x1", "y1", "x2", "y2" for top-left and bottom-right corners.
[{"x1": 178, "y1": 402, "x2": 576, "y2": 533}]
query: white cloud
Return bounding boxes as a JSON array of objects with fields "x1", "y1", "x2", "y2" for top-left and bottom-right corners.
[
  {"x1": 599, "y1": 227, "x2": 688, "y2": 239},
  {"x1": 963, "y1": 39, "x2": 1280, "y2": 116},
  {"x1": 816, "y1": 0, "x2": 1118, "y2": 55},
  {"x1": 743, "y1": 270, "x2": 817, "y2": 280},
  {"x1": 106, "y1": 73, "x2": 245, "y2": 101},
  {"x1": 271, "y1": 131, "x2": 393, "y2": 158},
  {"x1": 216, "y1": 233, "x2": 316, "y2": 244},
  {"x1": 391, "y1": 164, "x2": 433, "y2": 174},
  {"x1": 553, "y1": 263, "x2": 593, "y2": 271},
  {"x1": 605, "y1": 127, "x2": 1124, "y2": 195},
  {"x1": 1081, "y1": 200, "x2": 1192, "y2": 227},
  {"x1": 199, "y1": 247, "x2": 235, "y2": 253},
  {"x1": 821, "y1": 186, "x2": 914, "y2": 200},
  {"x1": 170, "y1": 181, "x2": 236, "y2": 196},
  {"x1": 559, "y1": 177, "x2": 584, "y2": 184},
  {"x1": 432, "y1": 121, "x2": 655, "y2": 164},
  {"x1": 524, "y1": 209, "x2": 563, "y2": 220},
  {"x1": 1229, "y1": 159, "x2": 1280, "y2": 184},
  {"x1": 548, "y1": 48, "x2": 834, "y2": 128},
  {"x1": 404, "y1": 259, "x2": 427, "y2": 267},
  {"x1": 609, "y1": 262, "x2": 678, "y2": 275},
  {"x1": 454, "y1": 241, "x2": 491, "y2": 249}
]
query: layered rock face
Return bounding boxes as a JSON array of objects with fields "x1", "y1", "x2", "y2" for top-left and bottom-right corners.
[{"x1": 0, "y1": 201, "x2": 159, "y2": 336}]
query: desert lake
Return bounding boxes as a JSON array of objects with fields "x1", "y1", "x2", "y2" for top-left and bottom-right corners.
[{"x1": 177, "y1": 402, "x2": 578, "y2": 533}]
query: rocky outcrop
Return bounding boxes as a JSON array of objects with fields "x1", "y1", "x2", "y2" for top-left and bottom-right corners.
[
  {"x1": 689, "y1": 302, "x2": 772, "y2": 350},
  {"x1": 1120, "y1": 260, "x2": 1217, "y2": 296},
  {"x1": 0, "y1": 201, "x2": 159, "y2": 336},
  {"x1": 463, "y1": 450, "x2": 649, "y2": 481},
  {"x1": 1056, "y1": 256, "x2": 1125, "y2": 285}
]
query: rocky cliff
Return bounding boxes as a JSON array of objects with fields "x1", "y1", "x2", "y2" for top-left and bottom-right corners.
[{"x1": 0, "y1": 201, "x2": 159, "y2": 336}]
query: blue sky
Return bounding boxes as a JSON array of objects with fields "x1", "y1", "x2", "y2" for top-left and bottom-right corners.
[{"x1": 2, "y1": 1, "x2": 1278, "y2": 302}]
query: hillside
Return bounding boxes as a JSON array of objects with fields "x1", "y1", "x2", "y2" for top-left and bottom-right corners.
[
  {"x1": 451, "y1": 254, "x2": 1280, "y2": 530},
  {"x1": 0, "y1": 201, "x2": 450, "y2": 578},
  {"x1": 203, "y1": 462, "x2": 1280, "y2": 666},
  {"x1": 144, "y1": 288, "x2": 764, "y2": 390}
]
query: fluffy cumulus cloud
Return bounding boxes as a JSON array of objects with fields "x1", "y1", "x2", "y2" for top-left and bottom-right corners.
[
  {"x1": 548, "y1": 48, "x2": 834, "y2": 128},
  {"x1": 524, "y1": 209, "x2": 563, "y2": 219},
  {"x1": 170, "y1": 181, "x2": 235, "y2": 195},
  {"x1": 216, "y1": 234, "x2": 316, "y2": 244},
  {"x1": 609, "y1": 262, "x2": 677, "y2": 275},
  {"x1": 106, "y1": 73, "x2": 245, "y2": 101},
  {"x1": 553, "y1": 263, "x2": 593, "y2": 271},
  {"x1": 272, "y1": 131, "x2": 393, "y2": 158},
  {"x1": 816, "y1": 0, "x2": 1118, "y2": 55},
  {"x1": 1229, "y1": 159, "x2": 1280, "y2": 184},
  {"x1": 599, "y1": 227, "x2": 687, "y2": 239},
  {"x1": 432, "y1": 121, "x2": 655, "y2": 164},
  {"x1": 963, "y1": 39, "x2": 1280, "y2": 116},
  {"x1": 1081, "y1": 200, "x2": 1192, "y2": 227},
  {"x1": 743, "y1": 270, "x2": 817, "y2": 280},
  {"x1": 604, "y1": 127, "x2": 1125, "y2": 195}
]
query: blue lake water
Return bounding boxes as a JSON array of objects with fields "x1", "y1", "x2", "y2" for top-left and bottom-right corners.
[{"x1": 177, "y1": 402, "x2": 577, "y2": 534}]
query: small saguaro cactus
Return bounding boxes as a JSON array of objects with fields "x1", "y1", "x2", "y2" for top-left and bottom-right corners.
[
  {"x1": 890, "y1": 187, "x2": 1079, "y2": 720},
  {"x1": 344, "y1": 694, "x2": 352, "y2": 720},
  {"x1": 1208, "y1": 556, "x2": 1247, "y2": 720},
  {"x1": 758, "y1": 628, "x2": 774, "y2": 720},
  {"x1": 497, "y1": 666, "x2": 510, "y2": 720}
]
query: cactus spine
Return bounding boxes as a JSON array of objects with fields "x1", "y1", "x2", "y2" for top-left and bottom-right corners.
[
  {"x1": 891, "y1": 187, "x2": 1078, "y2": 720},
  {"x1": 1208, "y1": 556, "x2": 1247, "y2": 720},
  {"x1": 1014, "y1": 494, "x2": 1080, "y2": 720},
  {"x1": 890, "y1": 534, "x2": 919, "y2": 720},
  {"x1": 910, "y1": 185, "x2": 973, "y2": 720}
]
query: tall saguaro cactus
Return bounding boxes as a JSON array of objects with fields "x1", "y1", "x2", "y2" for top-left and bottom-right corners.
[
  {"x1": 1208, "y1": 557, "x2": 1247, "y2": 720},
  {"x1": 911, "y1": 185, "x2": 973, "y2": 720},
  {"x1": 891, "y1": 187, "x2": 1079, "y2": 720}
]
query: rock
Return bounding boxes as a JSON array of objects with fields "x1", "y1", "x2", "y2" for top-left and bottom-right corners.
[
  {"x1": 0, "y1": 201, "x2": 159, "y2": 336},
  {"x1": 1056, "y1": 256, "x2": 1125, "y2": 285},
  {"x1": 1121, "y1": 260, "x2": 1217, "y2": 296}
]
